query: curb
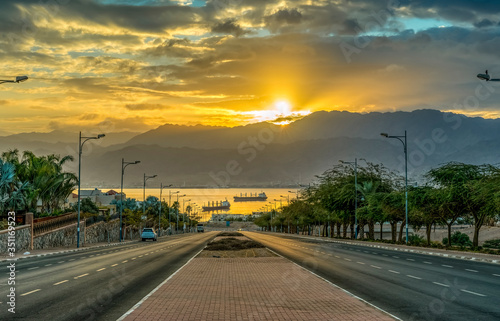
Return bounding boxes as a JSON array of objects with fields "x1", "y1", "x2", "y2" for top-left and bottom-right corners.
[{"x1": 270, "y1": 233, "x2": 500, "y2": 265}]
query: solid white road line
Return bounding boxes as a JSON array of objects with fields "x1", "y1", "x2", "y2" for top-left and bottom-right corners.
[
  {"x1": 53, "y1": 280, "x2": 68, "y2": 285},
  {"x1": 461, "y1": 289, "x2": 486, "y2": 297},
  {"x1": 21, "y1": 289, "x2": 41, "y2": 296}
]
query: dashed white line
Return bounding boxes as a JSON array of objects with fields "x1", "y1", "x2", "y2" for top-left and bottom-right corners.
[
  {"x1": 389, "y1": 270, "x2": 400, "y2": 274},
  {"x1": 461, "y1": 289, "x2": 486, "y2": 297},
  {"x1": 465, "y1": 269, "x2": 478, "y2": 273},
  {"x1": 74, "y1": 273, "x2": 89, "y2": 279},
  {"x1": 442, "y1": 265, "x2": 453, "y2": 268},
  {"x1": 131, "y1": 258, "x2": 136, "y2": 260},
  {"x1": 21, "y1": 289, "x2": 41, "y2": 296},
  {"x1": 58, "y1": 261, "x2": 65, "y2": 263},
  {"x1": 392, "y1": 256, "x2": 399, "y2": 259},
  {"x1": 69, "y1": 259, "x2": 75, "y2": 261},
  {"x1": 111, "y1": 264, "x2": 118, "y2": 267},
  {"x1": 45, "y1": 264, "x2": 52, "y2": 267},
  {"x1": 407, "y1": 275, "x2": 422, "y2": 280},
  {"x1": 423, "y1": 261, "x2": 432, "y2": 264},
  {"x1": 344, "y1": 258, "x2": 352, "y2": 261},
  {"x1": 356, "y1": 262, "x2": 365, "y2": 265},
  {"x1": 97, "y1": 268, "x2": 106, "y2": 272},
  {"x1": 53, "y1": 280, "x2": 68, "y2": 286},
  {"x1": 493, "y1": 274, "x2": 500, "y2": 277},
  {"x1": 28, "y1": 267, "x2": 39, "y2": 270},
  {"x1": 334, "y1": 255, "x2": 340, "y2": 258},
  {"x1": 370, "y1": 265, "x2": 382, "y2": 269},
  {"x1": 406, "y1": 258, "x2": 415, "y2": 261},
  {"x1": 122, "y1": 260, "x2": 128, "y2": 263},
  {"x1": 433, "y1": 282, "x2": 450, "y2": 287}
]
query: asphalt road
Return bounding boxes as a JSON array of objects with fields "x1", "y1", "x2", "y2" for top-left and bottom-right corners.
[
  {"x1": 245, "y1": 232, "x2": 500, "y2": 321},
  {"x1": 0, "y1": 232, "x2": 216, "y2": 321}
]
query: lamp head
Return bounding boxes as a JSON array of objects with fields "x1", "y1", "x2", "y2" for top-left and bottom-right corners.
[
  {"x1": 134, "y1": 160, "x2": 141, "y2": 164},
  {"x1": 380, "y1": 133, "x2": 389, "y2": 137},
  {"x1": 97, "y1": 134, "x2": 105, "y2": 139},
  {"x1": 15, "y1": 76, "x2": 28, "y2": 83}
]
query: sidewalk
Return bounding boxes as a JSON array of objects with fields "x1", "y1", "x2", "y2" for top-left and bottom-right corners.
[{"x1": 118, "y1": 254, "x2": 398, "y2": 321}]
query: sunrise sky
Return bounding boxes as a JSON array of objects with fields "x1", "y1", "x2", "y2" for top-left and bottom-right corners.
[{"x1": 1, "y1": 0, "x2": 500, "y2": 135}]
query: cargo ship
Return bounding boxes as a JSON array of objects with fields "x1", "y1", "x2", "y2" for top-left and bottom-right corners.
[
  {"x1": 202, "y1": 200, "x2": 230, "y2": 211},
  {"x1": 233, "y1": 192, "x2": 268, "y2": 202}
]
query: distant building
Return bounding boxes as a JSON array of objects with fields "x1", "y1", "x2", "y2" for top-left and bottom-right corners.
[
  {"x1": 69, "y1": 188, "x2": 125, "y2": 207},
  {"x1": 211, "y1": 214, "x2": 249, "y2": 221}
]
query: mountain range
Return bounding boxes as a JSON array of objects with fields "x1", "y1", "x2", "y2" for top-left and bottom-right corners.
[{"x1": 2, "y1": 109, "x2": 500, "y2": 188}]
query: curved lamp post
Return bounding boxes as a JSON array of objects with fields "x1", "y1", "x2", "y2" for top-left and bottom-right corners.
[
  {"x1": 143, "y1": 174, "x2": 157, "y2": 219},
  {"x1": 77, "y1": 132, "x2": 105, "y2": 248},
  {"x1": 120, "y1": 159, "x2": 140, "y2": 242},
  {"x1": 0, "y1": 75, "x2": 28, "y2": 84},
  {"x1": 381, "y1": 131, "x2": 408, "y2": 244}
]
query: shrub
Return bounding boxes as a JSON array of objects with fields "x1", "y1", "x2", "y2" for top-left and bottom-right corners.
[
  {"x1": 483, "y1": 239, "x2": 500, "y2": 249},
  {"x1": 442, "y1": 231, "x2": 472, "y2": 247},
  {"x1": 408, "y1": 234, "x2": 426, "y2": 246}
]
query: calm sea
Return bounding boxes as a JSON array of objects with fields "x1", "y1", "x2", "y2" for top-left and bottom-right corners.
[{"x1": 112, "y1": 188, "x2": 298, "y2": 217}]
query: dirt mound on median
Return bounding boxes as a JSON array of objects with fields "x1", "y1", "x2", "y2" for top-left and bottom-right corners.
[{"x1": 205, "y1": 237, "x2": 264, "y2": 251}]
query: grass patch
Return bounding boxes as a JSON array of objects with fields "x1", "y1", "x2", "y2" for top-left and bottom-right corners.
[
  {"x1": 217, "y1": 232, "x2": 244, "y2": 237},
  {"x1": 206, "y1": 237, "x2": 264, "y2": 251}
]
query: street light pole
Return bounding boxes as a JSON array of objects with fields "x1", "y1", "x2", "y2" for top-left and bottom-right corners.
[
  {"x1": 159, "y1": 183, "x2": 172, "y2": 237},
  {"x1": 120, "y1": 159, "x2": 140, "y2": 242},
  {"x1": 143, "y1": 173, "x2": 157, "y2": 219},
  {"x1": 77, "y1": 132, "x2": 105, "y2": 248},
  {"x1": 381, "y1": 131, "x2": 408, "y2": 244},
  {"x1": 176, "y1": 194, "x2": 186, "y2": 232}
]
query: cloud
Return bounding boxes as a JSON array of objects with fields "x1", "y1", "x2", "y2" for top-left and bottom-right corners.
[
  {"x1": 211, "y1": 20, "x2": 247, "y2": 37},
  {"x1": 125, "y1": 103, "x2": 172, "y2": 111},
  {"x1": 265, "y1": 8, "x2": 303, "y2": 32},
  {"x1": 474, "y1": 19, "x2": 495, "y2": 28}
]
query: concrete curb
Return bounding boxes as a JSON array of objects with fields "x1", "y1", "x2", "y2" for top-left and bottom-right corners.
[{"x1": 273, "y1": 233, "x2": 500, "y2": 265}]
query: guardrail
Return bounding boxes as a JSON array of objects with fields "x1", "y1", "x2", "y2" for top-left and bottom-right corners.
[{"x1": 33, "y1": 212, "x2": 77, "y2": 236}]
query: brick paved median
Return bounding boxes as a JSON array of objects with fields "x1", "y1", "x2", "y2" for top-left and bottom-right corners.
[{"x1": 120, "y1": 256, "x2": 397, "y2": 321}]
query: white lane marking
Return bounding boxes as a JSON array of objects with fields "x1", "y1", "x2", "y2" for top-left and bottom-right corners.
[
  {"x1": 131, "y1": 258, "x2": 136, "y2": 260},
  {"x1": 89, "y1": 255, "x2": 95, "y2": 257},
  {"x1": 493, "y1": 274, "x2": 500, "y2": 277},
  {"x1": 370, "y1": 265, "x2": 382, "y2": 269},
  {"x1": 433, "y1": 282, "x2": 450, "y2": 287},
  {"x1": 80, "y1": 257, "x2": 87, "y2": 259},
  {"x1": 461, "y1": 289, "x2": 486, "y2": 297},
  {"x1": 111, "y1": 264, "x2": 118, "y2": 267},
  {"x1": 392, "y1": 256, "x2": 399, "y2": 259},
  {"x1": 389, "y1": 270, "x2": 400, "y2": 274},
  {"x1": 442, "y1": 265, "x2": 453, "y2": 268},
  {"x1": 382, "y1": 254, "x2": 388, "y2": 257},
  {"x1": 122, "y1": 260, "x2": 128, "y2": 263},
  {"x1": 334, "y1": 255, "x2": 340, "y2": 258},
  {"x1": 465, "y1": 269, "x2": 478, "y2": 273},
  {"x1": 407, "y1": 275, "x2": 422, "y2": 280},
  {"x1": 58, "y1": 261, "x2": 65, "y2": 263},
  {"x1": 69, "y1": 259, "x2": 75, "y2": 261},
  {"x1": 423, "y1": 261, "x2": 432, "y2": 264},
  {"x1": 28, "y1": 267, "x2": 39, "y2": 270},
  {"x1": 138, "y1": 255, "x2": 143, "y2": 258},
  {"x1": 45, "y1": 264, "x2": 52, "y2": 267},
  {"x1": 344, "y1": 258, "x2": 352, "y2": 261},
  {"x1": 21, "y1": 289, "x2": 41, "y2": 296},
  {"x1": 74, "y1": 273, "x2": 89, "y2": 279},
  {"x1": 97, "y1": 268, "x2": 106, "y2": 272},
  {"x1": 406, "y1": 258, "x2": 415, "y2": 261},
  {"x1": 53, "y1": 280, "x2": 68, "y2": 286},
  {"x1": 356, "y1": 262, "x2": 365, "y2": 265}
]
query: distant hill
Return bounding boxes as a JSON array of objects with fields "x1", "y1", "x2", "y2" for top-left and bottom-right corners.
[{"x1": 2, "y1": 109, "x2": 500, "y2": 187}]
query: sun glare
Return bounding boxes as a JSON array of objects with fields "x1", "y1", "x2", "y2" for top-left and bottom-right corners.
[{"x1": 243, "y1": 100, "x2": 311, "y2": 126}]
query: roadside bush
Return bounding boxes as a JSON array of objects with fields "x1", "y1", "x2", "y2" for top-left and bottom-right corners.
[
  {"x1": 442, "y1": 231, "x2": 472, "y2": 247},
  {"x1": 408, "y1": 234, "x2": 426, "y2": 246},
  {"x1": 483, "y1": 239, "x2": 500, "y2": 249}
]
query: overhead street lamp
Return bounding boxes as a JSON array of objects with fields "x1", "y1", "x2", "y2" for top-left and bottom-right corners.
[
  {"x1": 177, "y1": 194, "x2": 186, "y2": 232},
  {"x1": 0, "y1": 75, "x2": 28, "y2": 84},
  {"x1": 120, "y1": 159, "x2": 140, "y2": 242},
  {"x1": 340, "y1": 158, "x2": 358, "y2": 239},
  {"x1": 182, "y1": 198, "x2": 191, "y2": 231},
  {"x1": 159, "y1": 183, "x2": 172, "y2": 237},
  {"x1": 169, "y1": 190, "x2": 179, "y2": 232},
  {"x1": 381, "y1": 131, "x2": 409, "y2": 244},
  {"x1": 77, "y1": 132, "x2": 105, "y2": 248},
  {"x1": 143, "y1": 173, "x2": 157, "y2": 219}
]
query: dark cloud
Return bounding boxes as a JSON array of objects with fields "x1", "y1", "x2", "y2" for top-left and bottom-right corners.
[
  {"x1": 265, "y1": 8, "x2": 303, "y2": 32},
  {"x1": 342, "y1": 19, "x2": 362, "y2": 35},
  {"x1": 475, "y1": 19, "x2": 495, "y2": 28},
  {"x1": 211, "y1": 20, "x2": 247, "y2": 37}
]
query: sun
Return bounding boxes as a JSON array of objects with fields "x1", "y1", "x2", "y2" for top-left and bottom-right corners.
[{"x1": 275, "y1": 100, "x2": 292, "y2": 115}]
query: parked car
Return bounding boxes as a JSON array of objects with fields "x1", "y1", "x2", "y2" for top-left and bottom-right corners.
[{"x1": 141, "y1": 228, "x2": 157, "y2": 241}]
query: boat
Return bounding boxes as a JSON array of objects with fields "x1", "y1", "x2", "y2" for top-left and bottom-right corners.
[
  {"x1": 202, "y1": 200, "x2": 230, "y2": 211},
  {"x1": 233, "y1": 192, "x2": 268, "y2": 202}
]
